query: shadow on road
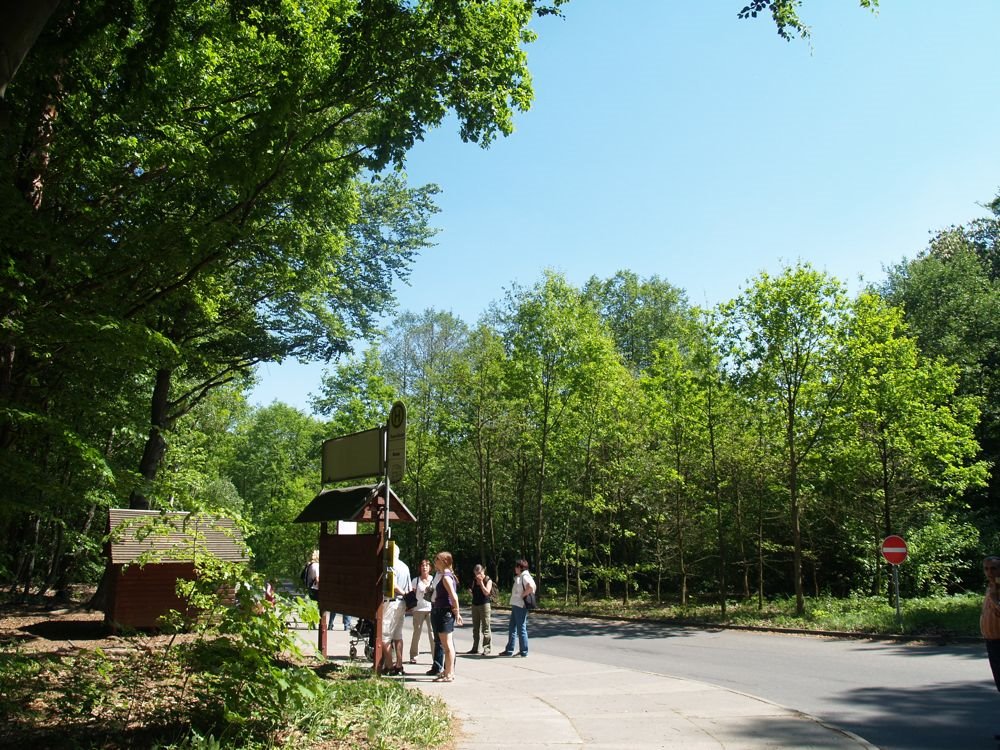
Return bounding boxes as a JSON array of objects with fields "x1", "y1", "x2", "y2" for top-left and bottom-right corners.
[
  {"x1": 493, "y1": 611, "x2": 702, "y2": 642},
  {"x1": 827, "y1": 680, "x2": 999, "y2": 750},
  {"x1": 842, "y1": 639, "x2": 984, "y2": 662}
]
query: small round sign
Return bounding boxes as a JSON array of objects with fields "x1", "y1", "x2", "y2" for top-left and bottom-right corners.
[{"x1": 881, "y1": 535, "x2": 908, "y2": 565}]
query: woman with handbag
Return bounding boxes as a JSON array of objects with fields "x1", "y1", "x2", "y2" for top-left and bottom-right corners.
[
  {"x1": 408, "y1": 559, "x2": 435, "y2": 664},
  {"x1": 499, "y1": 559, "x2": 535, "y2": 658},
  {"x1": 430, "y1": 551, "x2": 463, "y2": 682}
]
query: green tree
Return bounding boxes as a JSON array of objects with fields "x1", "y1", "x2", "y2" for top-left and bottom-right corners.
[
  {"x1": 833, "y1": 292, "x2": 986, "y2": 597},
  {"x1": 737, "y1": 0, "x2": 878, "y2": 40},
  {"x1": 882, "y1": 215, "x2": 1000, "y2": 507},
  {"x1": 225, "y1": 403, "x2": 326, "y2": 580},
  {"x1": 500, "y1": 271, "x2": 625, "y2": 581},
  {"x1": 1, "y1": 0, "x2": 543, "y2": 593},
  {"x1": 311, "y1": 348, "x2": 396, "y2": 434},
  {"x1": 380, "y1": 309, "x2": 469, "y2": 560},
  {"x1": 644, "y1": 337, "x2": 708, "y2": 605},
  {"x1": 444, "y1": 323, "x2": 514, "y2": 579},
  {"x1": 584, "y1": 271, "x2": 691, "y2": 373},
  {"x1": 723, "y1": 264, "x2": 849, "y2": 615}
]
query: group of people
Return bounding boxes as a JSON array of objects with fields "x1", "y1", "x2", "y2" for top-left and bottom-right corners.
[
  {"x1": 308, "y1": 546, "x2": 536, "y2": 683},
  {"x1": 383, "y1": 550, "x2": 536, "y2": 683}
]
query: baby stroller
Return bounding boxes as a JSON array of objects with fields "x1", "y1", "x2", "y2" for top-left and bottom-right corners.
[{"x1": 348, "y1": 618, "x2": 376, "y2": 661}]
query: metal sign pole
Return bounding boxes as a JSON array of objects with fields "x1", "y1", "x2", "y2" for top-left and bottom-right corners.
[
  {"x1": 376, "y1": 426, "x2": 390, "y2": 675},
  {"x1": 892, "y1": 564, "x2": 901, "y2": 629},
  {"x1": 383, "y1": 424, "x2": 391, "y2": 543}
]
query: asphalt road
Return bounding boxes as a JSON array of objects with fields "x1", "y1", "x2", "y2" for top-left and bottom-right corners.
[{"x1": 509, "y1": 611, "x2": 999, "y2": 750}]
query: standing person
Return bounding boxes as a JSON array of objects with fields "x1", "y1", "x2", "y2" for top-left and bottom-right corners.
[
  {"x1": 409, "y1": 559, "x2": 435, "y2": 664},
  {"x1": 499, "y1": 559, "x2": 535, "y2": 658},
  {"x1": 466, "y1": 564, "x2": 494, "y2": 655},
  {"x1": 982, "y1": 555, "x2": 1000, "y2": 740},
  {"x1": 430, "y1": 551, "x2": 463, "y2": 682},
  {"x1": 425, "y1": 566, "x2": 444, "y2": 676},
  {"x1": 303, "y1": 550, "x2": 320, "y2": 604},
  {"x1": 381, "y1": 545, "x2": 411, "y2": 675}
]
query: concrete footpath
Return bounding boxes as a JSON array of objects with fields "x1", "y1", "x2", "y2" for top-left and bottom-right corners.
[{"x1": 295, "y1": 616, "x2": 877, "y2": 750}]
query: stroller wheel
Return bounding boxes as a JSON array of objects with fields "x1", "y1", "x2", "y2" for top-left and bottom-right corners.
[{"x1": 349, "y1": 645, "x2": 358, "y2": 659}]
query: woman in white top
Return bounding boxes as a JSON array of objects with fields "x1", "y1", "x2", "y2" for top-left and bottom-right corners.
[
  {"x1": 500, "y1": 558, "x2": 535, "y2": 657},
  {"x1": 408, "y1": 559, "x2": 435, "y2": 663}
]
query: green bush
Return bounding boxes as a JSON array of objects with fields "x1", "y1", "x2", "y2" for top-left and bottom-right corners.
[{"x1": 1, "y1": 556, "x2": 451, "y2": 749}]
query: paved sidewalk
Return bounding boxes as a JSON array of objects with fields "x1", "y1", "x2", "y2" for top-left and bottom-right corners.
[{"x1": 296, "y1": 620, "x2": 876, "y2": 750}]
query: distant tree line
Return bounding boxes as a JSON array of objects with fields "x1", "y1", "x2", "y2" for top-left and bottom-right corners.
[{"x1": 315, "y1": 225, "x2": 998, "y2": 614}]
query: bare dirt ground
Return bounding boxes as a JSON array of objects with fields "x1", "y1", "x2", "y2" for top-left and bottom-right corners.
[{"x1": 0, "y1": 586, "x2": 190, "y2": 655}]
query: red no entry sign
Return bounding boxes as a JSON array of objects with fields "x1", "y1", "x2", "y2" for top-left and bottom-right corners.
[{"x1": 881, "y1": 535, "x2": 908, "y2": 565}]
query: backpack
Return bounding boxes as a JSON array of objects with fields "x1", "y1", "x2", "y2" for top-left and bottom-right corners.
[
  {"x1": 301, "y1": 563, "x2": 317, "y2": 590},
  {"x1": 486, "y1": 577, "x2": 499, "y2": 605}
]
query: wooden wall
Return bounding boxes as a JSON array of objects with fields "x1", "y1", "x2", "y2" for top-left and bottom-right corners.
[{"x1": 107, "y1": 562, "x2": 196, "y2": 631}]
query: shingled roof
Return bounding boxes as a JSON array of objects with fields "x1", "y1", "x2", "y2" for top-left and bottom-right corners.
[
  {"x1": 294, "y1": 484, "x2": 415, "y2": 524},
  {"x1": 107, "y1": 509, "x2": 248, "y2": 565}
]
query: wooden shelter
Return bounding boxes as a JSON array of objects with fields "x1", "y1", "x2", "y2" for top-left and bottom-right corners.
[
  {"x1": 294, "y1": 484, "x2": 415, "y2": 624},
  {"x1": 104, "y1": 509, "x2": 248, "y2": 631}
]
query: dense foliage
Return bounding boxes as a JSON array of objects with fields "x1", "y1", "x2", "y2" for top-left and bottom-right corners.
[
  {"x1": 4, "y1": 0, "x2": 987, "y2": 624},
  {"x1": 1, "y1": 0, "x2": 546, "y2": 591},
  {"x1": 351, "y1": 260, "x2": 989, "y2": 611}
]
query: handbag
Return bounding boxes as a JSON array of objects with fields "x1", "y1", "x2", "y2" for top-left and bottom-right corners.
[
  {"x1": 403, "y1": 589, "x2": 418, "y2": 610},
  {"x1": 523, "y1": 592, "x2": 537, "y2": 610}
]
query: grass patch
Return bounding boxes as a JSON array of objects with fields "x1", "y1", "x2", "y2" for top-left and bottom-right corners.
[
  {"x1": 549, "y1": 592, "x2": 983, "y2": 638},
  {"x1": 0, "y1": 636, "x2": 451, "y2": 750}
]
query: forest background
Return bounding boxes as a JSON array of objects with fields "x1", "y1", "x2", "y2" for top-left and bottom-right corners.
[{"x1": 2, "y1": 0, "x2": 999, "y2": 622}]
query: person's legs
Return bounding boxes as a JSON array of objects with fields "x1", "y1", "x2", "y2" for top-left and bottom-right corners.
[
  {"x1": 987, "y1": 640, "x2": 1000, "y2": 692},
  {"x1": 343, "y1": 613, "x2": 353, "y2": 631},
  {"x1": 469, "y1": 604, "x2": 482, "y2": 652},
  {"x1": 425, "y1": 612, "x2": 435, "y2": 654},
  {"x1": 428, "y1": 609, "x2": 444, "y2": 674},
  {"x1": 482, "y1": 603, "x2": 492, "y2": 653},
  {"x1": 432, "y1": 633, "x2": 444, "y2": 672},
  {"x1": 409, "y1": 611, "x2": 427, "y2": 661},
  {"x1": 434, "y1": 610, "x2": 456, "y2": 679},
  {"x1": 390, "y1": 603, "x2": 406, "y2": 669},
  {"x1": 514, "y1": 606, "x2": 528, "y2": 655},
  {"x1": 503, "y1": 608, "x2": 517, "y2": 654},
  {"x1": 444, "y1": 631, "x2": 456, "y2": 676},
  {"x1": 437, "y1": 630, "x2": 450, "y2": 674},
  {"x1": 381, "y1": 600, "x2": 398, "y2": 672}
]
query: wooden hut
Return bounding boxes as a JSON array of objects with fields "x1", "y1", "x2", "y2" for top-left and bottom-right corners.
[
  {"x1": 294, "y1": 484, "x2": 415, "y2": 623},
  {"x1": 105, "y1": 509, "x2": 248, "y2": 631}
]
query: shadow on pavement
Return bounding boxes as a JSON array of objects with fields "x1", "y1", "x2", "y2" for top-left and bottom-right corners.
[
  {"x1": 828, "y1": 680, "x2": 998, "y2": 750},
  {"x1": 842, "y1": 639, "x2": 984, "y2": 662},
  {"x1": 516, "y1": 612, "x2": 706, "y2": 642}
]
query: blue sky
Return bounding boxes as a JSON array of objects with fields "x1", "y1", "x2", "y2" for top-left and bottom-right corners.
[{"x1": 252, "y1": 0, "x2": 1000, "y2": 413}]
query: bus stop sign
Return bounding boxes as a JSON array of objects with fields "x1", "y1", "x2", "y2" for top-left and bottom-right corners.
[{"x1": 387, "y1": 401, "x2": 406, "y2": 483}]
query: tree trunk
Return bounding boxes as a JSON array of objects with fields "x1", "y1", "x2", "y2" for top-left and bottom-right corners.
[
  {"x1": 0, "y1": 0, "x2": 63, "y2": 98},
  {"x1": 789, "y1": 401, "x2": 804, "y2": 616},
  {"x1": 128, "y1": 367, "x2": 174, "y2": 510},
  {"x1": 707, "y1": 388, "x2": 726, "y2": 616}
]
